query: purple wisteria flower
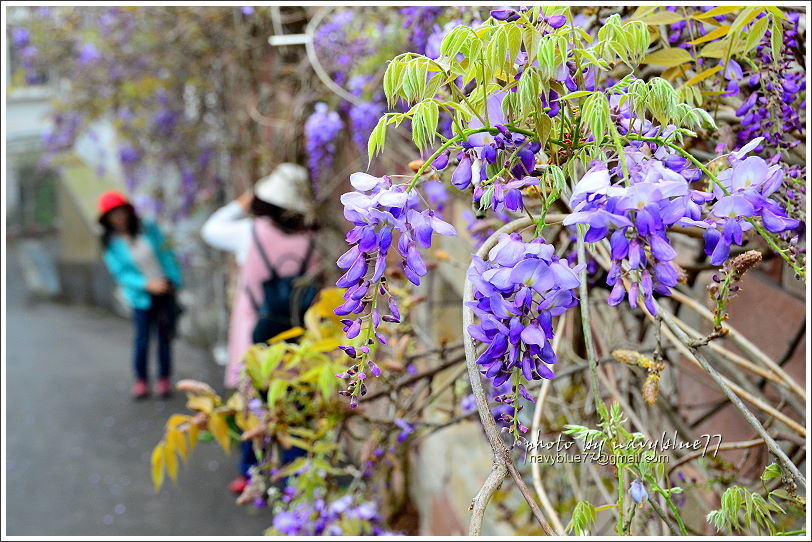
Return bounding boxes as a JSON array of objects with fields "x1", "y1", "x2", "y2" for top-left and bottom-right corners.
[
  {"x1": 304, "y1": 103, "x2": 344, "y2": 194},
  {"x1": 701, "y1": 142, "x2": 799, "y2": 264},
  {"x1": 393, "y1": 418, "x2": 415, "y2": 442},
  {"x1": 466, "y1": 234, "x2": 581, "y2": 440},
  {"x1": 468, "y1": 234, "x2": 582, "y2": 387},
  {"x1": 564, "y1": 160, "x2": 702, "y2": 314},
  {"x1": 269, "y1": 491, "x2": 394, "y2": 536},
  {"x1": 630, "y1": 479, "x2": 648, "y2": 504},
  {"x1": 452, "y1": 92, "x2": 544, "y2": 214},
  {"x1": 77, "y1": 42, "x2": 101, "y2": 64},
  {"x1": 335, "y1": 172, "x2": 457, "y2": 406}
]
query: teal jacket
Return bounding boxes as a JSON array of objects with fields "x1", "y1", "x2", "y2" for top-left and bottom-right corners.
[{"x1": 102, "y1": 221, "x2": 183, "y2": 310}]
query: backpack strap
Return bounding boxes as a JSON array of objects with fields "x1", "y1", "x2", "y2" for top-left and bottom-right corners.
[
  {"x1": 246, "y1": 281, "x2": 261, "y2": 314},
  {"x1": 246, "y1": 224, "x2": 276, "y2": 315},
  {"x1": 298, "y1": 236, "x2": 316, "y2": 276},
  {"x1": 251, "y1": 224, "x2": 277, "y2": 280}
]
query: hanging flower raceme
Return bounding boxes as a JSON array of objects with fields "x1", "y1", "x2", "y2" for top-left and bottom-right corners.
[
  {"x1": 700, "y1": 139, "x2": 800, "y2": 264},
  {"x1": 335, "y1": 172, "x2": 457, "y2": 406},
  {"x1": 304, "y1": 103, "x2": 344, "y2": 194},
  {"x1": 466, "y1": 234, "x2": 582, "y2": 440},
  {"x1": 563, "y1": 161, "x2": 705, "y2": 314},
  {"x1": 467, "y1": 233, "x2": 583, "y2": 387}
]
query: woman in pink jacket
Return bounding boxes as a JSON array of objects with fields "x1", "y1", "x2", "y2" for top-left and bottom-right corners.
[
  {"x1": 202, "y1": 163, "x2": 319, "y2": 388},
  {"x1": 201, "y1": 163, "x2": 319, "y2": 493}
]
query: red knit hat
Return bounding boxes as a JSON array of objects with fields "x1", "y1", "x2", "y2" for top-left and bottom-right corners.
[{"x1": 97, "y1": 190, "x2": 132, "y2": 222}]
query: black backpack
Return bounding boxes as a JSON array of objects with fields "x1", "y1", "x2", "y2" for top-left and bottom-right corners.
[{"x1": 247, "y1": 226, "x2": 318, "y2": 344}]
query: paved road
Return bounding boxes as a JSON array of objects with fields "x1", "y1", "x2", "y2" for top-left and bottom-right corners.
[{"x1": 4, "y1": 246, "x2": 273, "y2": 536}]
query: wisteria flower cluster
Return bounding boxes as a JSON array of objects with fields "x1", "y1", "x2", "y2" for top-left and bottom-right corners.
[
  {"x1": 335, "y1": 172, "x2": 457, "y2": 405},
  {"x1": 734, "y1": 12, "x2": 805, "y2": 151},
  {"x1": 464, "y1": 234, "x2": 581, "y2": 438},
  {"x1": 304, "y1": 103, "x2": 344, "y2": 194},
  {"x1": 564, "y1": 137, "x2": 800, "y2": 313},
  {"x1": 269, "y1": 492, "x2": 396, "y2": 536},
  {"x1": 563, "y1": 160, "x2": 697, "y2": 314},
  {"x1": 701, "y1": 139, "x2": 800, "y2": 263},
  {"x1": 467, "y1": 234, "x2": 582, "y2": 386}
]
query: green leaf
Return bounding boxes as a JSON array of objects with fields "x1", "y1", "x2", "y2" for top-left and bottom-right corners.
[
  {"x1": 559, "y1": 90, "x2": 594, "y2": 101},
  {"x1": 765, "y1": 6, "x2": 788, "y2": 20},
  {"x1": 536, "y1": 35, "x2": 558, "y2": 80},
  {"x1": 260, "y1": 342, "x2": 287, "y2": 383},
  {"x1": 744, "y1": 16, "x2": 769, "y2": 53},
  {"x1": 267, "y1": 379, "x2": 288, "y2": 408},
  {"x1": 730, "y1": 7, "x2": 762, "y2": 33},
  {"x1": 367, "y1": 114, "x2": 388, "y2": 163},
  {"x1": 383, "y1": 59, "x2": 405, "y2": 107},
  {"x1": 761, "y1": 463, "x2": 782, "y2": 481},
  {"x1": 581, "y1": 92, "x2": 610, "y2": 142},
  {"x1": 318, "y1": 364, "x2": 335, "y2": 400},
  {"x1": 568, "y1": 501, "x2": 597, "y2": 536},
  {"x1": 770, "y1": 17, "x2": 783, "y2": 65},
  {"x1": 641, "y1": 47, "x2": 694, "y2": 67}
]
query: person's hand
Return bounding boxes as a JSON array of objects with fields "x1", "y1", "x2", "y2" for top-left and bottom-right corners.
[
  {"x1": 237, "y1": 190, "x2": 253, "y2": 212},
  {"x1": 146, "y1": 278, "x2": 171, "y2": 295}
]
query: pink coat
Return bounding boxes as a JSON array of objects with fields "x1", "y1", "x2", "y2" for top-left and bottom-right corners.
[{"x1": 225, "y1": 217, "x2": 317, "y2": 388}]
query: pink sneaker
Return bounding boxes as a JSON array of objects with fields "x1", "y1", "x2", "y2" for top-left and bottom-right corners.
[
  {"x1": 228, "y1": 476, "x2": 249, "y2": 494},
  {"x1": 132, "y1": 380, "x2": 150, "y2": 400},
  {"x1": 156, "y1": 378, "x2": 172, "y2": 399}
]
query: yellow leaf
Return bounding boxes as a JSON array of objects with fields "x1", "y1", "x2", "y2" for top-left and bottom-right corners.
[
  {"x1": 635, "y1": 11, "x2": 684, "y2": 25},
  {"x1": 208, "y1": 413, "x2": 232, "y2": 454},
  {"x1": 304, "y1": 288, "x2": 346, "y2": 332},
  {"x1": 164, "y1": 443, "x2": 179, "y2": 481},
  {"x1": 630, "y1": 6, "x2": 657, "y2": 19},
  {"x1": 225, "y1": 393, "x2": 245, "y2": 413},
  {"x1": 151, "y1": 443, "x2": 165, "y2": 492},
  {"x1": 309, "y1": 337, "x2": 343, "y2": 353},
  {"x1": 187, "y1": 395, "x2": 214, "y2": 413},
  {"x1": 167, "y1": 428, "x2": 188, "y2": 462},
  {"x1": 187, "y1": 423, "x2": 199, "y2": 453},
  {"x1": 166, "y1": 414, "x2": 189, "y2": 429},
  {"x1": 693, "y1": 6, "x2": 743, "y2": 19},
  {"x1": 700, "y1": 90, "x2": 726, "y2": 96},
  {"x1": 688, "y1": 25, "x2": 730, "y2": 45},
  {"x1": 236, "y1": 412, "x2": 260, "y2": 433},
  {"x1": 683, "y1": 64, "x2": 724, "y2": 87},
  {"x1": 699, "y1": 39, "x2": 732, "y2": 58},
  {"x1": 661, "y1": 65, "x2": 686, "y2": 82},
  {"x1": 641, "y1": 47, "x2": 694, "y2": 67},
  {"x1": 268, "y1": 327, "x2": 305, "y2": 344}
]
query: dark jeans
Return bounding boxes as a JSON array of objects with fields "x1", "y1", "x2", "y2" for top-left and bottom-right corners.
[
  {"x1": 132, "y1": 293, "x2": 178, "y2": 381},
  {"x1": 239, "y1": 440, "x2": 308, "y2": 480}
]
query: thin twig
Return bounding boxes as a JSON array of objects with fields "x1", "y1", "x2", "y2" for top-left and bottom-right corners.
[
  {"x1": 655, "y1": 304, "x2": 806, "y2": 491},
  {"x1": 468, "y1": 463, "x2": 507, "y2": 536},
  {"x1": 669, "y1": 289, "x2": 806, "y2": 400},
  {"x1": 667, "y1": 438, "x2": 765, "y2": 476},
  {"x1": 529, "y1": 317, "x2": 567, "y2": 534}
]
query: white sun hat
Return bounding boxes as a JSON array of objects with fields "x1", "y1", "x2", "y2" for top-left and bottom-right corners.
[{"x1": 253, "y1": 163, "x2": 313, "y2": 216}]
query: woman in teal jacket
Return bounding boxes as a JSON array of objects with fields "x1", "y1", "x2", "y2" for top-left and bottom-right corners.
[{"x1": 97, "y1": 190, "x2": 183, "y2": 399}]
